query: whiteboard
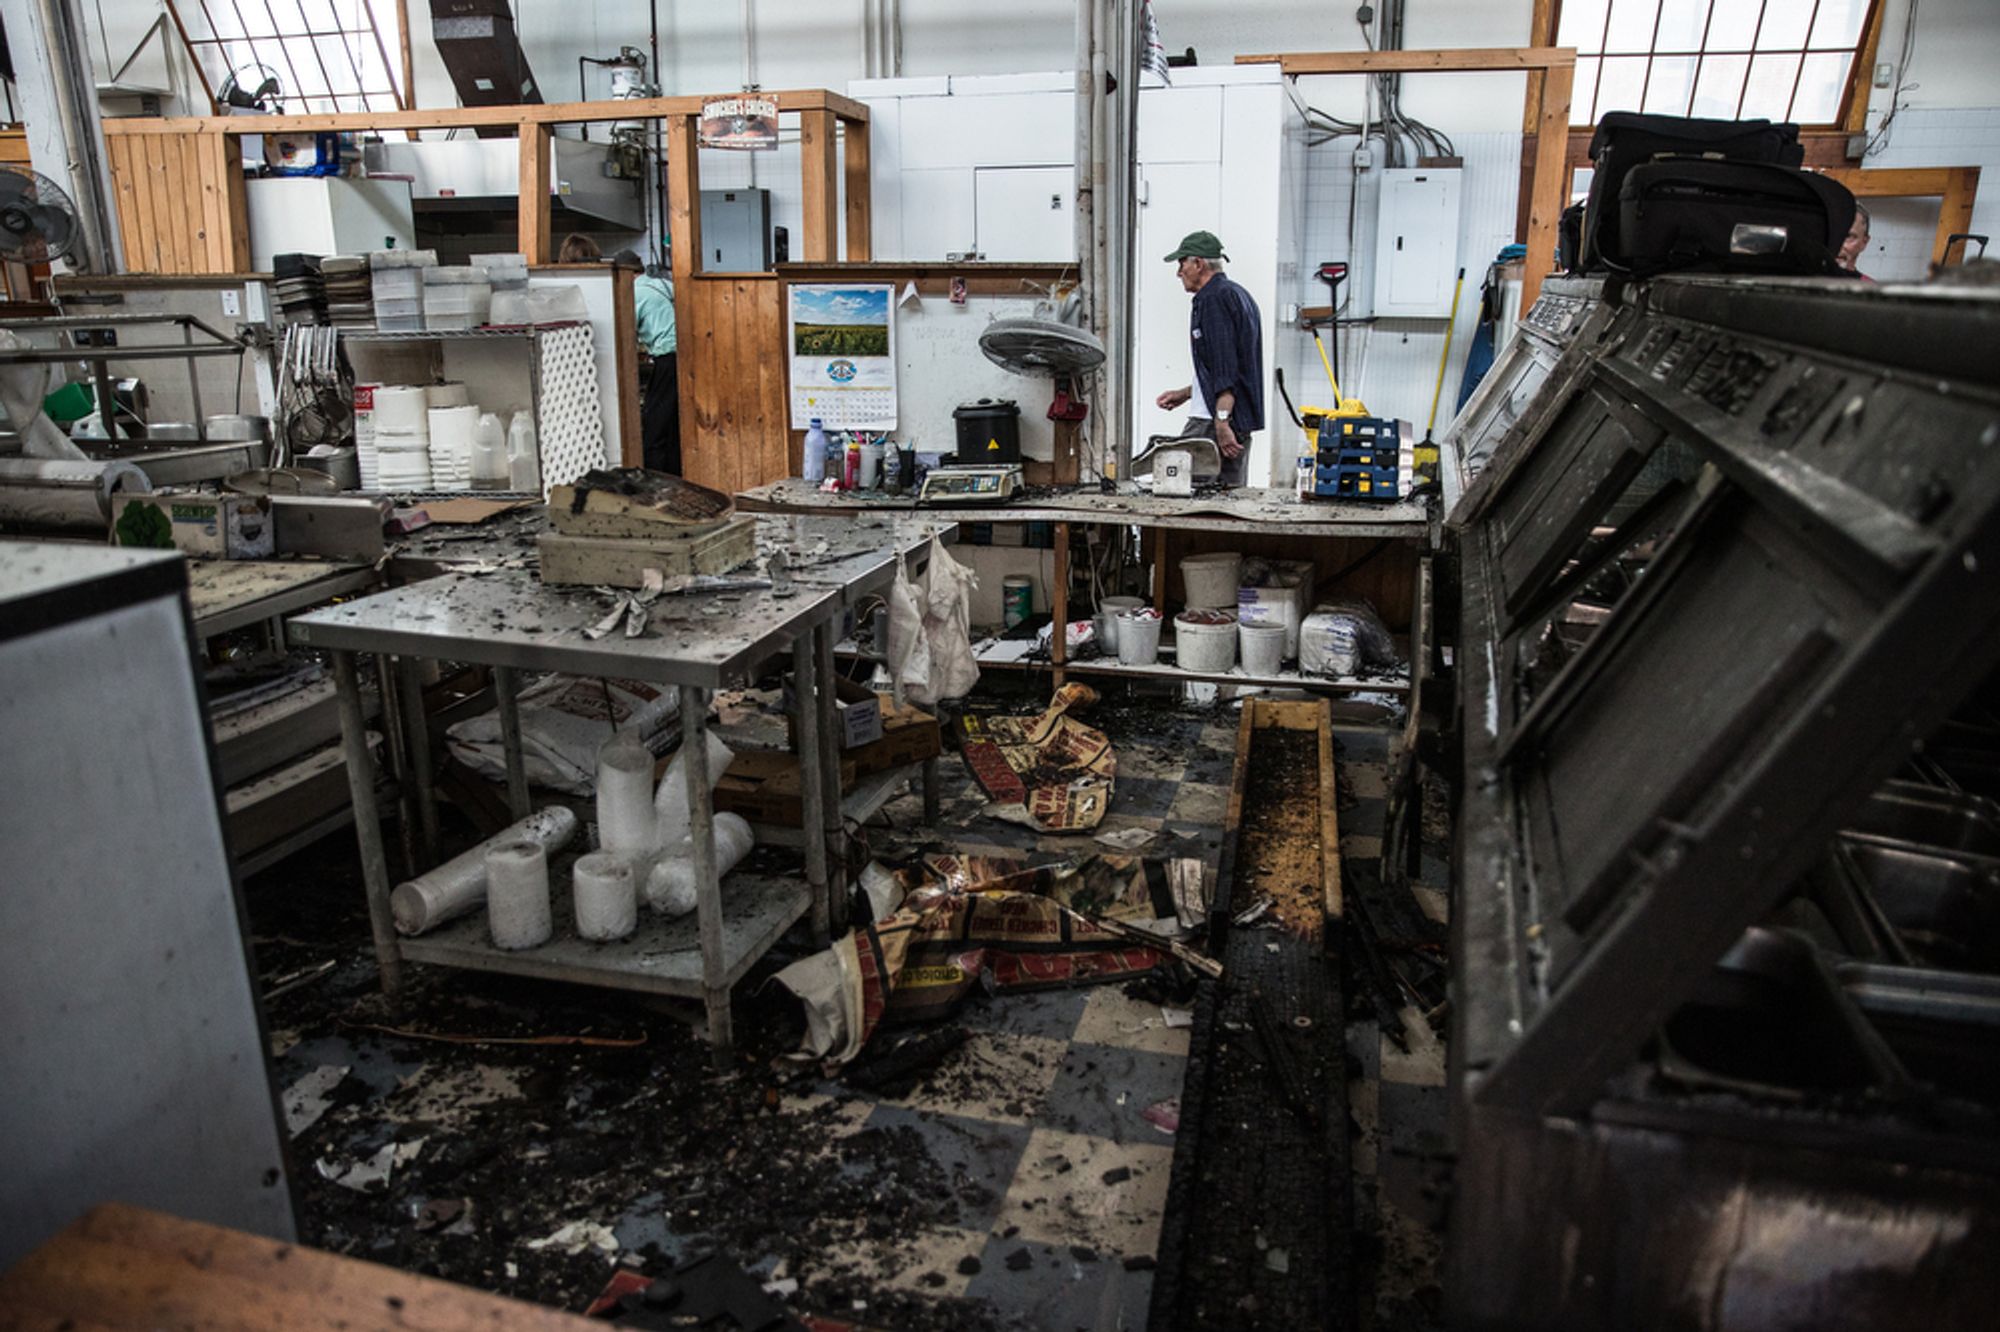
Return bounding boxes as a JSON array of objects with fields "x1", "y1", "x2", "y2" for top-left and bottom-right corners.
[{"x1": 888, "y1": 292, "x2": 1057, "y2": 461}]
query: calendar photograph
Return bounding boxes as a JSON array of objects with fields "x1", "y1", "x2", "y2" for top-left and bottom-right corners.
[{"x1": 789, "y1": 283, "x2": 897, "y2": 429}]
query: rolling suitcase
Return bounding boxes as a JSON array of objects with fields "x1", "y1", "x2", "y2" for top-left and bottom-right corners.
[
  {"x1": 1617, "y1": 158, "x2": 1855, "y2": 277},
  {"x1": 1582, "y1": 112, "x2": 1803, "y2": 272}
]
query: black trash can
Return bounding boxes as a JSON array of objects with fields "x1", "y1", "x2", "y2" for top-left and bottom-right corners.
[{"x1": 952, "y1": 399, "x2": 1021, "y2": 464}]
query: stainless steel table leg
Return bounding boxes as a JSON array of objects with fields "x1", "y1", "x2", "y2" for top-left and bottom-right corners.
[
  {"x1": 793, "y1": 631, "x2": 831, "y2": 947},
  {"x1": 922, "y1": 755, "x2": 940, "y2": 827},
  {"x1": 334, "y1": 650, "x2": 403, "y2": 994},
  {"x1": 492, "y1": 665, "x2": 532, "y2": 820},
  {"x1": 375, "y1": 651, "x2": 419, "y2": 879},
  {"x1": 680, "y1": 684, "x2": 732, "y2": 1059},
  {"x1": 397, "y1": 656, "x2": 441, "y2": 866},
  {"x1": 814, "y1": 620, "x2": 849, "y2": 935}
]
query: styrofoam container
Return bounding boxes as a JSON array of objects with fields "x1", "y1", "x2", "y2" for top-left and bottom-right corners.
[
  {"x1": 1174, "y1": 608, "x2": 1237, "y2": 673},
  {"x1": 1094, "y1": 595, "x2": 1146, "y2": 652},
  {"x1": 1239, "y1": 620, "x2": 1287, "y2": 677},
  {"x1": 1116, "y1": 608, "x2": 1162, "y2": 666},
  {"x1": 372, "y1": 385, "x2": 429, "y2": 433},
  {"x1": 426, "y1": 381, "x2": 470, "y2": 409},
  {"x1": 1181, "y1": 552, "x2": 1243, "y2": 609}
]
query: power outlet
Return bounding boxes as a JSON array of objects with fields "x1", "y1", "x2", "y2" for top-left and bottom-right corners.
[
  {"x1": 1874, "y1": 61, "x2": 1894, "y2": 88},
  {"x1": 220, "y1": 290, "x2": 240, "y2": 317},
  {"x1": 1353, "y1": 146, "x2": 1374, "y2": 172}
]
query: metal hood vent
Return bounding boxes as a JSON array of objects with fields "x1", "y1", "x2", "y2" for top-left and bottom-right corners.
[{"x1": 429, "y1": 0, "x2": 541, "y2": 139}]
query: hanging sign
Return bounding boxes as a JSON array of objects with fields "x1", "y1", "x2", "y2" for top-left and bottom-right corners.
[{"x1": 699, "y1": 96, "x2": 779, "y2": 151}]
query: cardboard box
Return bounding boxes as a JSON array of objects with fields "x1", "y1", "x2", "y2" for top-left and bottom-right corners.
[
  {"x1": 714, "y1": 749, "x2": 859, "y2": 826},
  {"x1": 785, "y1": 675, "x2": 884, "y2": 751},
  {"x1": 850, "y1": 694, "x2": 942, "y2": 778},
  {"x1": 111, "y1": 492, "x2": 275, "y2": 559}
]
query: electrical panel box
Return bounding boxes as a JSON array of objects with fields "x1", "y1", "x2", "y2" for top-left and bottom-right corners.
[
  {"x1": 698, "y1": 188, "x2": 772, "y2": 272},
  {"x1": 1372, "y1": 168, "x2": 1462, "y2": 318}
]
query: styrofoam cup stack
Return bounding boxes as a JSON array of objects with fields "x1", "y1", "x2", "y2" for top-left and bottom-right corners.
[
  {"x1": 572, "y1": 851, "x2": 638, "y2": 942},
  {"x1": 485, "y1": 839, "x2": 552, "y2": 949},
  {"x1": 646, "y1": 814, "x2": 755, "y2": 917},
  {"x1": 371, "y1": 385, "x2": 432, "y2": 491},
  {"x1": 372, "y1": 385, "x2": 428, "y2": 433},
  {"x1": 388, "y1": 806, "x2": 579, "y2": 936},
  {"x1": 427, "y1": 405, "x2": 478, "y2": 492},
  {"x1": 353, "y1": 382, "x2": 382, "y2": 489},
  {"x1": 595, "y1": 731, "x2": 661, "y2": 876}
]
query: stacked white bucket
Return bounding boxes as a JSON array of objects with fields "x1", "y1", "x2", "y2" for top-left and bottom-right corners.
[
  {"x1": 426, "y1": 382, "x2": 475, "y2": 491},
  {"x1": 369, "y1": 385, "x2": 432, "y2": 490}
]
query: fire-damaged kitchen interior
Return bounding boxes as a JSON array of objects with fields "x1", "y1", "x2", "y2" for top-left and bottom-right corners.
[{"x1": 3, "y1": 1, "x2": 1999, "y2": 1329}]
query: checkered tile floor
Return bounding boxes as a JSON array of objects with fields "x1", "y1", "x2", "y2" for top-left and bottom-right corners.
[{"x1": 765, "y1": 698, "x2": 1451, "y2": 1329}]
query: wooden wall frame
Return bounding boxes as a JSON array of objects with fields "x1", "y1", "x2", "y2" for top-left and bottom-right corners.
[
  {"x1": 662, "y1": 101, "x2": 873, "y2": 492},
  {"x1": 1236, "y1": 47, "x2": 1577, "y2": 307},
  {"x1": 1821, "y1": 165, "x2": 1985, "y2": 268},
  {"x1": 98, "y1": 90, "x2": 866, "y2": 272}
]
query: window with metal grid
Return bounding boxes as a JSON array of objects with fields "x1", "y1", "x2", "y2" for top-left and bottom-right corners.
[
  {"x1": 1555, "y1": 0, "x2": 1880, "y2": 127},
  {"x1": 166, "y1": 0, "x2": 406, "y2": 117}
]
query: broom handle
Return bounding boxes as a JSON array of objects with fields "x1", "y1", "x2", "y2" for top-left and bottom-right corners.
[{"x1": 1426, "y1": 267, "x2": 1467, "y2": 437}]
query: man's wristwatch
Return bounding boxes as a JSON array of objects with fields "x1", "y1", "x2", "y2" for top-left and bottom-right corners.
[{"x1": 1216, "y1": 410, "x2": 1231, "y2": 422}]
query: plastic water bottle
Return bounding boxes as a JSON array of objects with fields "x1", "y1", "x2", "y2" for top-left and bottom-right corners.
[
  {"x1": 802, "y1": 418, "x2": 828, "y2": 483},
  {"x1": 470, "y1": 412, "x2": 508, "y2": 491},
  {"x1": 507, "y1": 412, "x2": 540, "y2": 493}
]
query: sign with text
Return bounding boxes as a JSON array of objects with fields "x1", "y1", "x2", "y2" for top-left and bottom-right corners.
[{"x1": 698, "y1": 96, "x2": 779, "y2": 151}]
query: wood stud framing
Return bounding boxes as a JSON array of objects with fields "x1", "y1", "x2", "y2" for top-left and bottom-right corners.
[{"x1": 1236, "y1": 46, "x2": 1580, "y2": 306}]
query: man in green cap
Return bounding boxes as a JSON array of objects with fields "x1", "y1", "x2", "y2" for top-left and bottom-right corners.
[{"x1": 1155, "y1": 229, "x2": 1264, "y2": 487}]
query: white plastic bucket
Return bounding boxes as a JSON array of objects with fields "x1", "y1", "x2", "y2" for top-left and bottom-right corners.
[
  {"x1": 1175, "y1": 609, "x2": 1237, "y2": 673},
  {"x1": 1095, "y1": 595, "x2": 1146, "y2": 652},
  {"x1": 1116, "y1": 609, "x2": 1163, "y2": 666},
  {"x1": 1181, "y1": 552, "x2": 1243, "y2": 609},
  {"x1": 1239, "y1": 620, "x2": 1287, "y2": 677}
]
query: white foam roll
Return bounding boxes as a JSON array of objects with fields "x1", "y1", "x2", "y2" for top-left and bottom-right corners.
[
  {"x1": 645, "y1": 813, "x2": 754, "y2": 917},
  {"x1": 486, "y1": 839, "x2": 552, "y2": 949},
  {"x1": 596, "y1": 730, "x2": 660, "y2": 874},
  {"x1": 572, "y1": 850, "x2": 638, "y2": 941},
  {"x1": 390, "y1": 806, "x2": 578, "y2": 935},
  {"x1": 426, "y1": 381, "x2": 470, "y2": 409},
  {"x1": 652, "y1": 731, "x2": 737, "y2": 849},
  {"x1": 373, "y1": 385, "x2": 429, "y2": 434}
]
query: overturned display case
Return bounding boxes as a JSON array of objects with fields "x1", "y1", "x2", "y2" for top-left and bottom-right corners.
[{"x1": 1446, "y1": 273, "x2": 2000, "y2": 1327}]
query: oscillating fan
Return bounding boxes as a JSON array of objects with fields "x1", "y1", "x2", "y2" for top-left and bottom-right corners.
[
  {"x1": 220, "y1": 61, "x2": 284, "y2": 113},
  {"x1": 0, "y1": 166, "x2": 81, "y2": 267}
]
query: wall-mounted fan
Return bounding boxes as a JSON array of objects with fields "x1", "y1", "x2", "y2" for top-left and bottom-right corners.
[
  {"x1": 220, "y1": 61, "x2": 284, "y2": 113},
  {"x1": 0, "y1": 166, "x2": 81, "y2": 267}
]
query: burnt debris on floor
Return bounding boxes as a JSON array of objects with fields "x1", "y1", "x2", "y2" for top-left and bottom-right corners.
[{"x1": 245, "y1": 682, "x2": 1450, "y2": 1330}]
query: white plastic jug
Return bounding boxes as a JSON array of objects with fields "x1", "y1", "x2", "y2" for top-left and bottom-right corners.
[
  {"x1": 507, "y1": 411, "x2": 540, "y2": 493},
  {"x1": 470, "y1": 411, "x2": 508, "y2": 491}
]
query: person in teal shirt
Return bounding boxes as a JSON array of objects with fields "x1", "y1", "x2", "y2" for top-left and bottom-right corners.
[{"x1": 630, "y1": 257, "x2": 680, "y2": 474}]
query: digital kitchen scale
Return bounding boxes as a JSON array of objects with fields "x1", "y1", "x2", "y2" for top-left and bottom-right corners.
[{"x1": 915, "y1": 463, "x2": 1024, "y2": 505}]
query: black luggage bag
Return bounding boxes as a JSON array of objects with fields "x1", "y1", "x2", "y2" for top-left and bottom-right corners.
[
  {"x1": 1581, "y1": 111, "x2": 1804, "y2": 272},
  {"x1": 1617, "y1": 158, "x2": 1855, "y2": 277}
]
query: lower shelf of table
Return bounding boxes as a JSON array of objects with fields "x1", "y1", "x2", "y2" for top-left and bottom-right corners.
[
  {"x1": 750, "y1": 762, "x2": 926, "y2": 848},
  {"x1": 396, "y1": 871, "x2": 811, "y2": 999},
  {"x1": 967, "y1": 636, "x2": 1413, "y2": 693}
]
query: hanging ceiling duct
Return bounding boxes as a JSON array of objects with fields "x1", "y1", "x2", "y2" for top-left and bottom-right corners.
[{"x1": 429, "y1": 0, "x2": 542, "y2": 139}]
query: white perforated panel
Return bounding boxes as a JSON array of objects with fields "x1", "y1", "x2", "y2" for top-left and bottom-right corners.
[{"x1": 535, "y1": 323, "x2": 609, "y2": 492}]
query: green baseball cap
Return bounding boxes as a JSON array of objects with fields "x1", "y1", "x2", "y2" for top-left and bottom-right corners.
[{"x1": 1164, "y1": 230, "x2": 1228, "y2": 262}]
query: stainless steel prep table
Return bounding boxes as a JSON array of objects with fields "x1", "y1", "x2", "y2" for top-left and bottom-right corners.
[{"x1": 289, "y1": 514, "x2": 957, "y2": 1053}]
